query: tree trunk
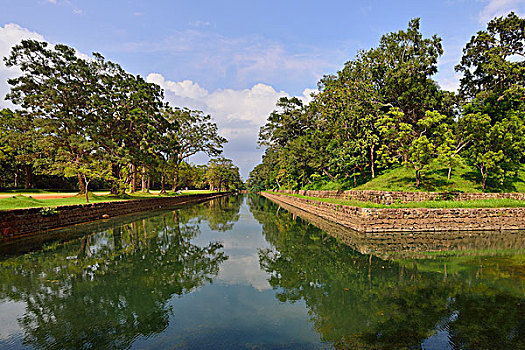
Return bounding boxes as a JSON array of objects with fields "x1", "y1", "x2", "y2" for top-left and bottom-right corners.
[
  {"x1": 160, "y1": 174, "x2": 166, "y2": 194},
  {"x1": 111, "y1": 163, "x2": 120, "y2": 194},
  {"x1": 447, "y1": 167, "x2": 452, "y2": 180},
  {"x1": 14, "y1": 168, "x2": 18, "y2": 188},
  {"x1": 370, "y1": 145, "x2": 375, "y2": 178},
  {"x1": 24, "y1": 164, "x2": 33, "y2": 189},
  {"x1": 84, "y1": 176, "x2": 90, "y2": 203},
  {"x1": 147, "y1": 172, "x2": 151, "y2": 192},
  {"x1": 77, "y1": 173, "x2": 86, "y2": 194},
  {"x1": 131, "y1": 164, "x2": 137, "y2": 193},
  {"x1": 323, "y1": 168, "x2": 335, "y2": 181},
  {"x1": 415, "y1": 169, "x2": 421, "y2": 187},
  {"x1": 172, "y1": 163, "x2": 180, "y2": 192},
  {"x1": 141, "y1": 166, "x2": 147, "y2": 192},
  {"x1": 481, "y1": 167, "x2": 487, "y2": 190}
]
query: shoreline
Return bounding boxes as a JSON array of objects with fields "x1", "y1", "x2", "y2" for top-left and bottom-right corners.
[
  {"x1": 0, "y1": 192, "x2": 231, "y2": 240},
  {"x1": 262, "y1": 191, "x2": 525, "y2": 233}
]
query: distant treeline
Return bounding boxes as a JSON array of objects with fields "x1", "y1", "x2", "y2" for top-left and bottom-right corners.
[
  {"x1": 0, "y1": 40, "x2": 242, "y2": 195},
  {"x1": 248, "y1": 13, "x2": 524, "y2": 192}
]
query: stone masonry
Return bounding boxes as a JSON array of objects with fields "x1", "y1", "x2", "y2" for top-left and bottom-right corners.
[
  {"x1": 277, "y1": 189, "x2": 525, "y2": 205},
  {"x1": 262, "y1": 192, "x2": 525, "y2": 233},
  {"x1": 0, "y1": 193, "x2": 229, "y2": 239}
]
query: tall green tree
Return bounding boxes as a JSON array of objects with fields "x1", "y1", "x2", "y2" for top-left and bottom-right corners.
[
  {"x1": 456, "y1": 12, "x2": 525, "y2": 189},
  {"x1": 91, "y1": 54, "x2": 167, "y2": 194},
  {"x1": 206, "y1": 157, "x2": 242, "y2": 192},
  {"x1": 5, "y1": 40, "x2": 98, "y2": 192},
  {"x1": 163, "y1": 107, "x2": 226, "y2": 191}
]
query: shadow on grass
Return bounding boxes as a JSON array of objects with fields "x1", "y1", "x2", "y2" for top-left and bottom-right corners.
[{"x1": 461, "y1": 169, "x2": 525, "y2": 193}]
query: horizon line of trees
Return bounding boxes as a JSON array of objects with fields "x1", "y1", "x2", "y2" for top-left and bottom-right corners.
[
  {"x1": 0, "y1": 40, "x2": 243, "y2": 200},
  {"x1": 248, "y1": 12, "x2": 525, "y2": 192}
]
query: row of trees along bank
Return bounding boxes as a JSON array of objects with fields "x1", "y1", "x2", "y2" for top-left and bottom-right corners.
[
  {"x1": 248, "y1": 13, "x2": 525, "y2": 192},
  {"x1": 0, "y1": 40, "x2": 243, "y2": 198}
]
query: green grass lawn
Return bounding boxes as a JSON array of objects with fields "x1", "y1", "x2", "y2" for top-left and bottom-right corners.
[
  {"x1": 354, "y1": 162, "x2": 525, "y2": 193},
  {"x1": 0, "y1": 190, "x2": 218, "y2": 211},
  {"x1": 268, "y1": 191, "x2": 525, "y2": 209}
]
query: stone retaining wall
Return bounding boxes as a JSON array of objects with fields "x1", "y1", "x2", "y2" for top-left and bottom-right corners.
[
  {"x1": 0, "y1": 193, "x2": 229, "y2": 239},
  {"x1": 262, "y1": 192, "x2": 525, "y2": 232},
  {"x1": 277, "y1": 189, "x2": 525, "y2": 205},
  {"x1": 271, "y1": 195, "x2": 525, "y2": 259}
]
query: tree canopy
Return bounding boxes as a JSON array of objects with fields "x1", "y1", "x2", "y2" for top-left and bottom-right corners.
[
  {"x1": 1, "y1": 39, "x2": 241, "y2": 197},
  {"x1": 248, "y1": 13, "x2": 524, "y2": 192}
]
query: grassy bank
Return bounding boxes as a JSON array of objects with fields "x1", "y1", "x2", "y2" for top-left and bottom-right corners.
[
  {"x1": 0, "y1": 190, "x2": 218, "y2": 211},
  {"x1": 267, "y1": 191, "x2": 525, "y2": 209},
  {"x1": 302, "y1": 162, "x2": 525, "y2": 193}
]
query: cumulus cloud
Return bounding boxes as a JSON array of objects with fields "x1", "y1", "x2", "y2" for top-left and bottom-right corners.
[
  {"x1": 0, "y1": 23, "x2": 46, "y2": 109},
  {"x1": 147, "y1": 73, "x2": 315, "y2": 177},
  {"x1": 478, "y1": 0, "x2": 525, "y2": 23},
  {"x1": 438, "y1": 75, "x2": 461, "y2": 92},
  {"x1": 0, "y1": 24, "x2": 93, "y2": 110}
]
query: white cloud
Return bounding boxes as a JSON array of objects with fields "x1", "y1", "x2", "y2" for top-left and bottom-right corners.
[
  {"x1": 478, "y1": 0, "x2": 525, "y2": 23},
  {"x1": 216, "y1": 254, "x2": 272, "y2": 291},
  {"x1": 147, "y1": 73, "x2": 316, "y2": 177},
  {"x1": 0, "y1": 24, "x2": 93, "y2": 110},
  {"x1": 0, "y1": 24, "x2": 46, "y2": 109},
  {"x1": 438, "y1": 75, "x2": 461, "y2": 92},
  {"x1": 189, "y1": 20, "x2": 213, "y2": 28}
]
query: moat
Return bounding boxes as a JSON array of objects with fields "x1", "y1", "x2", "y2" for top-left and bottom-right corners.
[{"x1": 0, "y1": 195, "x2": 523, "y2": 349}]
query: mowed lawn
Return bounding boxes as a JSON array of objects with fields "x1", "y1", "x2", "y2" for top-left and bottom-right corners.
[
  {"x1": 269, "y1": 192, "x2": 525, "y2": 209},
  {"x1": 0, "y1": 190, "x2": 218, "y2": 211}
]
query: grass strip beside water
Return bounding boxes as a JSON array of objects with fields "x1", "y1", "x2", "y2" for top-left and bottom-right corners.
[
  {"x1": 0, "y1": 190, "x2": 218, "y2": 211},
  {"x1": 266, "y1": 191, "x2": 525, "y2": 209}
]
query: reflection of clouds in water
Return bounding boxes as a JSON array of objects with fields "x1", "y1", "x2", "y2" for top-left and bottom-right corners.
[
  {"x1": 192, "y1": 199, "x2": 273, "y2": 291},
  {"x1": 0, "y1": 300, "x2": 25, "y2": 340},
  {"x1": 216, "y1": 254, "x2": 271, "y2": 291}
]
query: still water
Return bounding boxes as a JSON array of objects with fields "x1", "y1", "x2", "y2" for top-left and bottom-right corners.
[{"x1": 0, "y1": 195, "x2": 523, "y2": 349}]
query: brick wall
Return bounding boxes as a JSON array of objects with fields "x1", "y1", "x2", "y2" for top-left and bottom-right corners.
[
  {"x1": 0, "y1": 193, "x2": 229, "y2": 239},
  {"x1": 277, "y1": 189, "x2": 525, "y2": 205},
  {"x1": 263, "y1": 192, "x2": 525, "y2": 233}
]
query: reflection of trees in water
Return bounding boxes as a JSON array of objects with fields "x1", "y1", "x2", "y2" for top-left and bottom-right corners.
[
  {"x1": 0, "y1": 211, "x2": 227, "y2": 350},
  {"x1": 250, "y1": 195, "x2": 525, "y2": 350},
  {"x1": 181, "y1": 195, "x2": 243, "y2": 232}
]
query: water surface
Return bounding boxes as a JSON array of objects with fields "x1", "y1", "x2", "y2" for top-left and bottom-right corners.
[{"x1": 0, "y1": 195, "x2": 523, "y2": 349}]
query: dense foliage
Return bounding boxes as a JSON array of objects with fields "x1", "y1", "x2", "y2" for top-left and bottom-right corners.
[
  {"x1": 248, "y1": 13, "x2": 524, "y2": 192},
  {"x1": 0, "y1": 40, "x2": 243, "y2": 198}
]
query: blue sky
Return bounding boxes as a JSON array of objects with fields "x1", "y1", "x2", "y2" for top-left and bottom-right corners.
[{"x1": 1, "y1": 0, "x2": 524, "y2": 178}]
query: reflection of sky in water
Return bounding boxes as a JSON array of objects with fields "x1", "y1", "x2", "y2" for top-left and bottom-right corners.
[
  {"x1": 192, "y1": 198, "x2": 273, "y2": 291},
  {"x1": 130, "y1": 197, "x2": 326, "y2": 349},
  {"x1": 131, "y1": 285, "x2": 326, "y2": 349},
  {"x1": 0, "y1": 301, "x2": 26, "y2": 348}
]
